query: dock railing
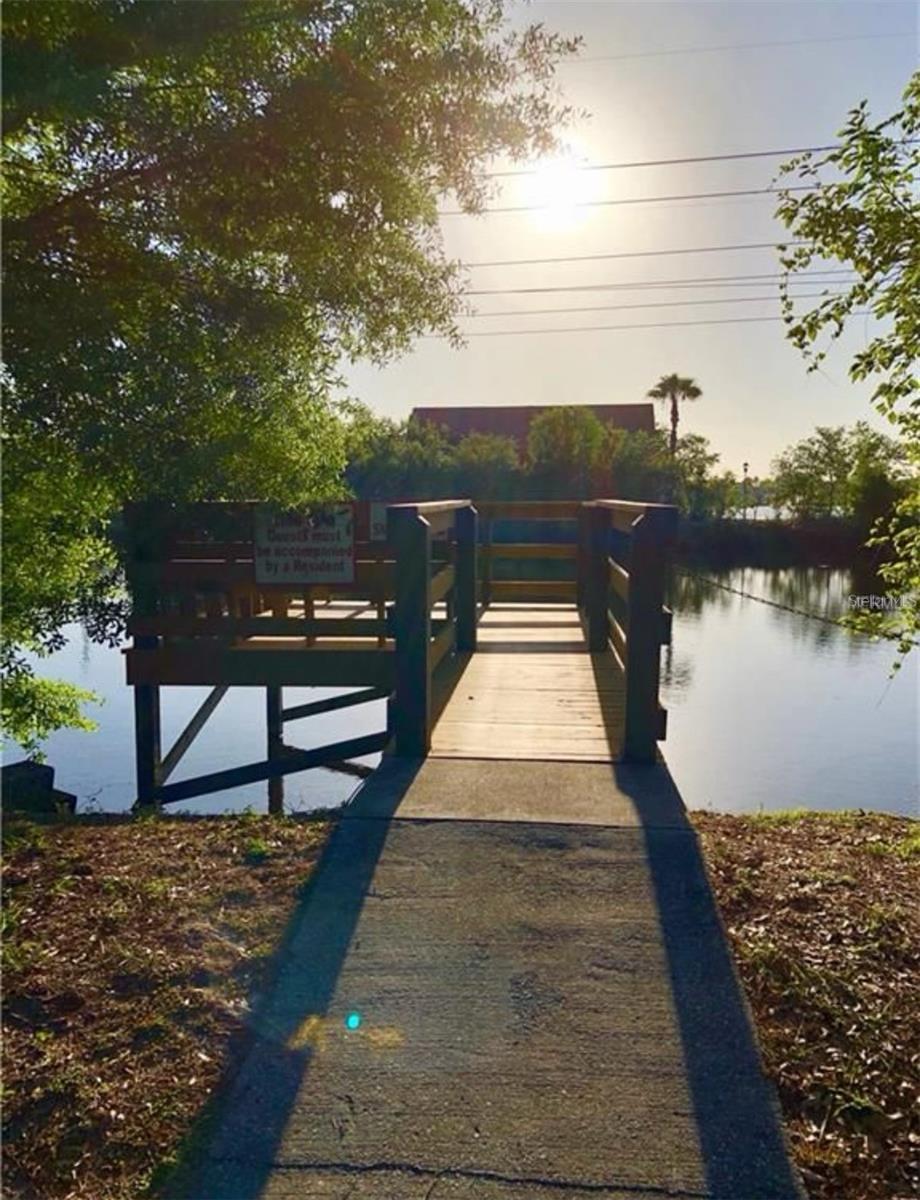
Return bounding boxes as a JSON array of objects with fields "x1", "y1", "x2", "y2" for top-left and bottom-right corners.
[
  {"x1": 474, "y1": 500, "x2": 580, "y2": 605},
  {"x1": 123, "y1": 501, "x2": 395, "y2": 808},
  {"x1": 388, "y1": 500, "x2": 478, "y2": 756},
  {"x1": 578, "y1": 500, "x2": 678, "y2": 763},
  {"x1": 122, "y1": 496, "x2": 676, "y2": 798}
]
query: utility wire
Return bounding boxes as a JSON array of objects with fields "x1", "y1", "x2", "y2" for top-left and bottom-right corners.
[
  {"x1": 467, "y1": 290, "x2": 846, "y2": 318},
  {"x1": 463, "y1": 241, "x2": 810, "y2": 267},
  {"x1": 441, "y1": 184, "x2": 812, "y2": 216},
  {"x1": 486, "y1": 144, "x2": 841, "y2": 178},
  {"x1": 427, "y1": 312, "x2": 870, "y2": 338},
  {"x1": 485, "y1": 137, "x2": 916, "y2": 180},
  {"x1": 467, "y1": 270, "x2": 855, "y2": 297},
  {"x1": 569, "y1": 31, "x2": 909, "y2": 64}
]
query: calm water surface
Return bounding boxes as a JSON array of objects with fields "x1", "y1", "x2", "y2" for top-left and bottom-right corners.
[
  {"x1": 662, "y1": 567, "x2": 917, "y2": 816},
  {"x1": 14, "y1": 568, "x2": 918, "y2": 816}
]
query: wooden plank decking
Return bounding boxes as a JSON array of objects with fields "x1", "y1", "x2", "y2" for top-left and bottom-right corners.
[{"x1": 430, "y1": 603, "x2": 625, "y2": 762}]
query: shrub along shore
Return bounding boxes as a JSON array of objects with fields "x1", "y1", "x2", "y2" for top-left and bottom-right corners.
[{"x1": 1, "y1": 807, "x2": 916, "y2": 1200}]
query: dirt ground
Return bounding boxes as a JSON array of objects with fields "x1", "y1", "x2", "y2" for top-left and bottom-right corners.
[
  {"x1": 693, "y1": 809, "x2": 919, "y2": 1200},
  {"x1": 1, "y1": 811, "x2": 329, "y2": 1200}
]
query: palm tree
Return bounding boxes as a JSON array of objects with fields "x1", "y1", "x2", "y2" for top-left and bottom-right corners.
[{"x1": 646, "y1": 373, "x2": 702, "y2": 455}]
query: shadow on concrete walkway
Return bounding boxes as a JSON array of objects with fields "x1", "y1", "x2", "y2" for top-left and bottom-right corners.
[
  {"x1": 630, "y1": 775, "x2": 804, "y2": 1198},
  {"x1": 169, "y1": 763, "x2": 422, "y2": 1199},
  {"x1": 171, "y1": 757, "x2": 803, "y2": 1200}
]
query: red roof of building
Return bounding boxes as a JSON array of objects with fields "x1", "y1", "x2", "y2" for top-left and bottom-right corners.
[{"x1": 410, "y1": 404, "x2": 654, "y2": 451}]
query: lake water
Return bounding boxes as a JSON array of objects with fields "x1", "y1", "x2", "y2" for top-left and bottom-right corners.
[
  {"x1": 10, "y1": 567, "x2": 918, "y2": 817},
  {"x1": 662, "y1": 567, "x2": 917, "y2": 817}
]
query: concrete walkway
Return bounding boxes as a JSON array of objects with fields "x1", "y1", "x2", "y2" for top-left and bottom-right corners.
[{"x1": 177, "y1": 759, "x2": 804, "y2": 1200}]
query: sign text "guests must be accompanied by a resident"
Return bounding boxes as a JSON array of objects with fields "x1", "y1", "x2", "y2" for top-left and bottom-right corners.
[{"x1": 253, "y1": 505, "x2": 355, "y2": 585}]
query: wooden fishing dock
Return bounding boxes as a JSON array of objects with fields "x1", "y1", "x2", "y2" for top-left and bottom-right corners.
[{"x1": 124, "y1": 498, "x2": 676, "y2": 807}]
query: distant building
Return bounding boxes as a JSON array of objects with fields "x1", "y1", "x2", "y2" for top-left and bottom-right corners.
[{"x1": 410, "y1": 403, "x2": 655, "y2": 453}]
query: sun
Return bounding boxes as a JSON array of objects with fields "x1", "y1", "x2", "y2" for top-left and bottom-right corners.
[{"x1": 525, "y1": 143, "x2": 597, "y2": 232}]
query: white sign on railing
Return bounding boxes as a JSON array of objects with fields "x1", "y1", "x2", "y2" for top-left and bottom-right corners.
[
  {"x1": 253, "y1": 505, "x2": 355, "y2": 585},
  {"x1": 369, "y1": 501, "x2": 388, "y2": 542}
]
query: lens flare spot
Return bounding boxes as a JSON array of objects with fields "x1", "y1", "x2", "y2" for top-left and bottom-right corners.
[
  {"x1": 366, "y1": 1026, "x2": 405, "y2": 1051},
  {"x1": 287, "y1": 1014, "x2": 326, "y2": 1051}
]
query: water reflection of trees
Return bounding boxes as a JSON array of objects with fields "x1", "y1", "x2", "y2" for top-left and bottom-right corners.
[
  {"x1": 660, "y1": 640, "x2": 693, "y2": 696},
  {"x1": 749, "y1": 568, "x2": 861, "y2": 656},
  {"x1": 669, "y1": 565, "x2": 876, "y2": 659},
  {"x1": 667, "y1": 569, "x2": 734, "y2": 619},
  {"x1": 758, "y1": 567, "x2": 848, "y2": 617}
]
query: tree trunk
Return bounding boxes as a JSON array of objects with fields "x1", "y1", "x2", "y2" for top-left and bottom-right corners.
[{"x1": 669, "y1": 395, "x2": 679, "y2": 456}]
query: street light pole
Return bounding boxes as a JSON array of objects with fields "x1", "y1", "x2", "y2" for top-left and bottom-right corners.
[{"x1": 742, "y1": 461, "x2": 749, "y2": 520}]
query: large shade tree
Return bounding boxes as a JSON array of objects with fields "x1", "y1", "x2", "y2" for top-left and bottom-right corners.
[
  {"x1": 527, "y1": 406, "x2": 606, "y2": 496},
  {"x1": 452, "y1": 431, "x2": 520, "y2": 498},
  {"x1": 646, "y1": 373, "x2": 703, "y2": 456},
  {"x1": 776, "y1": 71, "x2": 919, "y2": 657},
  {"x1": 1, "y1": 0, "x2": 578, "y2": 751}
]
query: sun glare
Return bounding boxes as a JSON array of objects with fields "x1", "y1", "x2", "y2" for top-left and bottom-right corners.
[{"x1": 526, "y1": 145, "x2": 597, "y2": 232}]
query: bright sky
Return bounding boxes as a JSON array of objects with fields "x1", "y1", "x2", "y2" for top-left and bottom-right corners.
[{"x1": 343, "y1": 0, "x2": 918, "y2": 477}]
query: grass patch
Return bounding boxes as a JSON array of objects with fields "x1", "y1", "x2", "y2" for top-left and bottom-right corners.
[
  {"x1": 749, "y1": 807, "x2": 813, "y2": 825},
  {"x1": 241, "y1": 835, "x2": 271, "y2": 865},
  {"x1": 693, "y1": 810, "x2": 919, "y2": 1200},
  {"x1": 748, "y1": 808, "x2": 870, "y2": 827},
  {"x1": 1, "y1": 811, "x2": 330, "y2": 1200},
  {"x1": 862, "y1": 826, "x2": 920, "y2": 861}
]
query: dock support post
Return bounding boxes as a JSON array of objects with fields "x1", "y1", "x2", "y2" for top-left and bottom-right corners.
[
  {"x1": 390, "y1": 508, "x2": 432, "y2": 756},
  {"x1": 585, "y1": 506, "x2": 609, "y2": 652},
  {"x1": 134, "y1": 672, "x2": 162, "y2": 808},
  {"x1": 266, "y1": 686, "x2": 284, "y2": 814},
  {"x1": 127, "y1": 504, "x2": 164, "y2": 809},
  {"x1": 480, "y1": 516, "x2": 492, "y2": 609},
  {"x1": 576, "y1": 505, "x2": 589, "y2": 611},
  {"x1": 623, "y1": 511, "x2": 673, "y2": 763},
  {"x1": 455, "y1": 505, "x2": 478, "y2": 653}
]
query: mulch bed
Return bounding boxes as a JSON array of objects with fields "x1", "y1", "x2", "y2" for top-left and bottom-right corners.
[
  {"x1": 1, "y1": 811, "x2": 329, "y2": 1200},
  {"x1": 693, "y1": 810, "x2": 920, "y2": 1200}
]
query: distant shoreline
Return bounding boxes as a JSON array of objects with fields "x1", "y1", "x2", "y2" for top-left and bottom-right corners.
[{"x1": 675, "y1": 515, "x2": 877, "y2": 568}]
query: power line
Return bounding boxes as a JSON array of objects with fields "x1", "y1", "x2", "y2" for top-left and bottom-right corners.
[
  {"x1": 441, "y1": 184, "x2": 812, "y2": 216},
  {"x1": 462, "y1": 240, "x2": 810, "y2": 268},
  {"x1": 467, "y1": 291, "x2": 845, "y2": 318},
  {"x1": 467, "y1": 270, "x2": 855, "y2": 297},
  {"x1": 486, "y1": 137, "x2": 917, "y2": 180},
  {"x1": 567, "y1": 31, "x2": 909, "y2": 64},
  {"x1": 429, "y1": 312, "x2": 869, "y2": 339},
  {"x1": 486, "y1": 145, "x2": 840, "y2": 179}
]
